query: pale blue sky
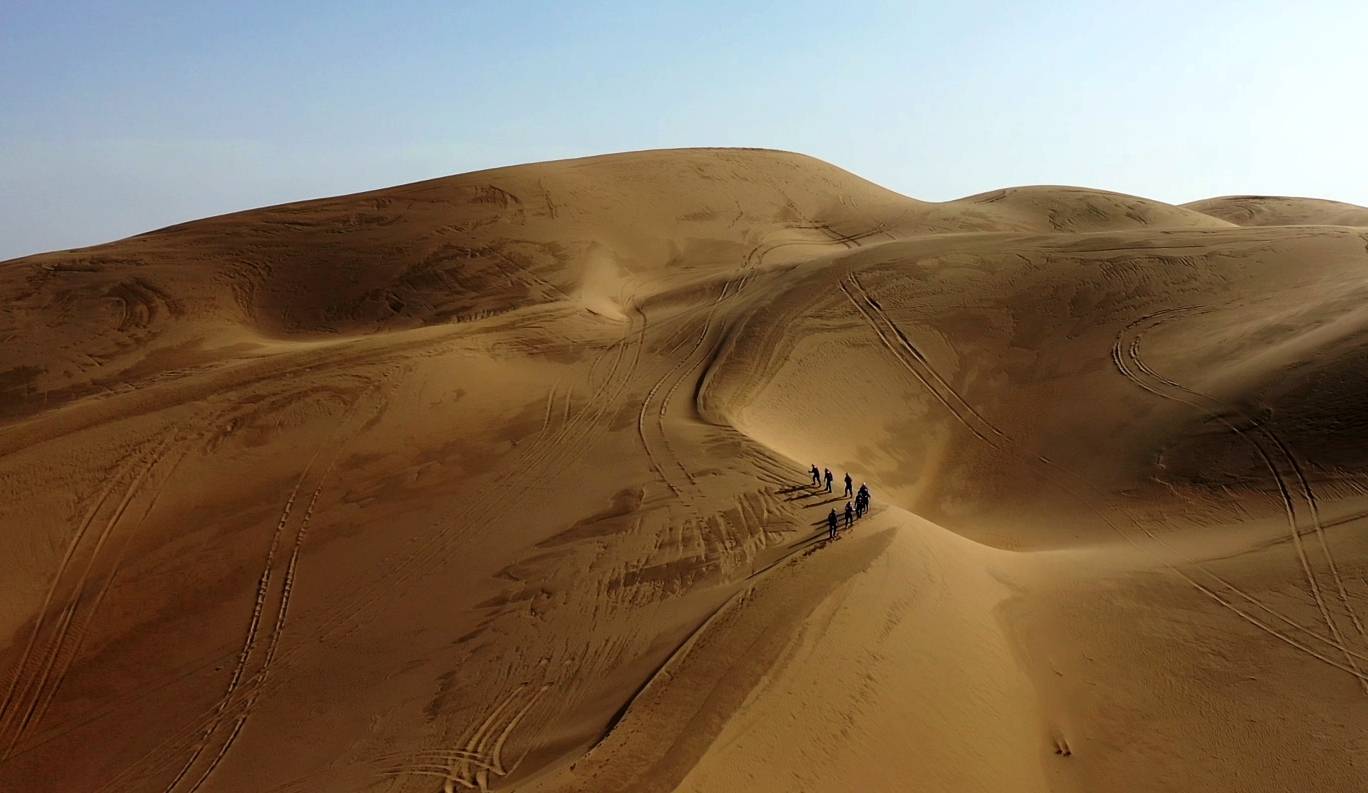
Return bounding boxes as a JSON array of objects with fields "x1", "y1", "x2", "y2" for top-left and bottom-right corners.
[{"x1": 3, "y1": 1, "x2": 1366, "y2": 260}]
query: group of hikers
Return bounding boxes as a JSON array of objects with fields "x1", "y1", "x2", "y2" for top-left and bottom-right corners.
[{"x1": 809, "y1": 465, "x2": 872, "y2": 540}]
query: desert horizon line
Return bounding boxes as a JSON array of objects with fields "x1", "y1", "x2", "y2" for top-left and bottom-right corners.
[{"x1": 8, "y1": 145, "x2": 1367, "y2": 264}]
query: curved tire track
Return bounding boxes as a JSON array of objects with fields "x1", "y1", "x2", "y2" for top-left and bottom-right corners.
[
  {"x1": 1114, "y1": 308, "x2": 1368, "y2": 690},
  {"x1": 833, "y1": 273, "x2": 1368, "y2": 683}
]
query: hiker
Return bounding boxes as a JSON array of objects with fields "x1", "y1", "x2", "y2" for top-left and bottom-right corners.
[
  {"x1": 827, "y1": 508, "x2": 839, "y2": 540},
  {"x1": 810, "y1": 464, "x2": 821, "y2": 487},
  {"x1": 844, "y1": 501, "x2": 854, "y2": 528},
  {"x1": 843, "y1": 472, "x2": 853, "y2": 497},
  {"x1": 858, "y1": 483, "x2": 870, "y2": 509},
  {"x1": 824, "y1": 468, "x2": 834, "y2": 493},
  {"x1": 854, "y1": 494, "x2": 865, "y2": 519}
]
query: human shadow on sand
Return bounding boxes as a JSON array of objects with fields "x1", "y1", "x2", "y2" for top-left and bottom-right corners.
[{"x1": 805, "y1": 496, "x2": 849, "y2": 508}]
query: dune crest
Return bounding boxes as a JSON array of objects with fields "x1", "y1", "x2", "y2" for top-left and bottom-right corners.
[
  {"x1": 3, "y1": 148, "x2": 1368, "y2": 792},
  {"x1": 1184, "y1": 194, "x2": 1368, "y2": 227}
]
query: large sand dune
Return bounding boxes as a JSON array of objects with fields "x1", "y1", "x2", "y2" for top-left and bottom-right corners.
[{"x1": 3, "y1": 148, "x2": 1367, "y2": 792}]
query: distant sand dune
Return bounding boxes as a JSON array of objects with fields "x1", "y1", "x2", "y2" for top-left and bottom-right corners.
[
  {"x1": 3, "y1": 148, "x2": 1367, "y2": 792},
  {"x1": 1184, "y1": 194, "x2": 1368, "y2": 227}
]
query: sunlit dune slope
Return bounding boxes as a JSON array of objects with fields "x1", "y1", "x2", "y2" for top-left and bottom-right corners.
[
  {"x1": 0, "y1": 150, "x2": 1241, "y2": 425},
  {"x1": 4, "y1": 148, "x2": 1368, "y2": 793},
  {"x1": 959, "y1": 185, "x2": 1234, "y2": 232},
  {"x1": 1185, "y1": 195, "x2": 1368, "y2": 227}
]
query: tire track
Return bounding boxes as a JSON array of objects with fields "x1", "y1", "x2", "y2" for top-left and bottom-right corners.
[
  {"x1": 538, "y1": 382, "x2": 560, "y2": 437},
  {"x1": 640, "y1": 221, "x2": 897, "y2": 500},
  {"x1": 12, "y1": 430, "x2": 195, "y2": 756},
  {"x1": 2, "y1": 401, "x2": 260, "y2": 781},
  {"x1": 377, "y1": 684, "x2": 550, "y2": 792},
  {"x1": 839, "y1": 276, "x2": 1003, "y2": 448},
  {"x1": 0, "y1": 428, "x2": 179, "y2": 760},
  {"x1": 502, "y1": 282, "x2": 641, "y2": 478},
  {"x1": 155, "y1": 448, "x2": 324, "y2": 793},
  {"x1": 1114, "y1": 308, "x2": 1368, "y2": 690},
  {"x1": 180, "y1": 461, "x2": 337, "y2": 793},
  {"x1": 849, "y1": 273, "x2": 1004, "y2": 442},
  {"x1": 832, "y1": 269, "x2": 1368, "y2": 682},
  {"x1": 637, "y1": 273, "x2": 742, "y2": 500},
  {"x1": 1278, "y1": 440, "x2": 1368, "y2": 654},
  {"x1": 0, "y1": 444, "x2": 146, "y2": 744},
  {"x1": 270, "y1": 308, "x2": 647, "y2": 675},
  {"x1": 131, "y1": 386, "x2": 379, "y2": 793},
  {"x1": 4, "y1": 644, "x2": 237, "y2": 767}
]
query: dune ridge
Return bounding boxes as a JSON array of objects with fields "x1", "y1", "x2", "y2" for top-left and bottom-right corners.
[
  {"x1": 3, "y1": 148, "x2": 1368, "y2": 792},
  {"x1": 1184, "y1": 194, "x2": 1368, "y2": 227}
]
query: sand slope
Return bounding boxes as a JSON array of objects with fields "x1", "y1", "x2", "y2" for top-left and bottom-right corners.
[
  {"x1": 3, "y1": 148, "x2": 1368, "y2": 792},
  {"x1": 1185, "y1": 195, "x2": 1368, "y2": 227}
]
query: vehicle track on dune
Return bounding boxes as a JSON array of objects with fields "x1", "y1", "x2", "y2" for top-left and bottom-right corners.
[
  {"x1": 372, "y1": 225, "x2": 901, "y2": 791},
  {"x1": 638, "y1": 222, "x2": 901, "y2": 501},
  {"x1": 90, "y1": 224, "x2": 885, "y2": 791},
  {"x1": 1113, "y1": 308, "x2": 1368, "y2": 691},
  {"x1": 848, "y1": 288, "x2": 1368, "y2": 681},
  {"x1": 188, "y1": 462, "x2": 339, "y2": 793},
  {"x1": 161, "y1": 386, "x2": 388, "y2": 793},
  {"x1": 840, "y1": 273, "x2": 1006, "y2": 448},
  {"x1": 378, "y1": 684, "x2": 551, "y2": 791},
  {"x1": 0, "y1": 422, "x2": 195, "y2": 762},
  {"x1": 0, "y1": 440, "x2": 155, "y2": 752},
  {"x1": 262, "y1": 301, "x2": 650, "y2": 682},
  {"x1": 0, "y1": 398, "x2": 342, "y2": 786},
  {"x1": 79, "y1": 386, "x2": 386, "y2": 793},
  {"x1": 637, "y1": 320, "x2": 709, "y2": 500},
  {"x1": 519, "y1": 297, "x2": 645, "y2": 478},
  {"x1": 636, "y1": 247, "x2": 774, "y2": 501},
  {"x1": 832, "y1": 269, "x2": 1368, "y2": 682},
  {"x1": 10, "y1": 432, "x2": 197, "y2": 756},
  {"x1": 734, "y1": 222, "x2": 892, "y2": 293},
  {"x1": 158, "y1": 461, "x2": 328, "y2": 793}
]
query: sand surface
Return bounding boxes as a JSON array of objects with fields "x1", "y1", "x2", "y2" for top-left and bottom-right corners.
[{"x1": 3, "y1": 148, "x2": 1368, "y2": 792}]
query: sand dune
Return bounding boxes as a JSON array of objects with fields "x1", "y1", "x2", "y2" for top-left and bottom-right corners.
[
  {"x1": 1185, "y1": 195, "x2": 1368, "y2": 227},
  {"x1": 3, "y1": 148, "x2": 1368, "y2": 792}
]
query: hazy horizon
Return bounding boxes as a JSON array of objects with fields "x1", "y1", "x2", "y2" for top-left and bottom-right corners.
[{"x1": 4, "y1": 0, "x2": 1366, "y2": 261}]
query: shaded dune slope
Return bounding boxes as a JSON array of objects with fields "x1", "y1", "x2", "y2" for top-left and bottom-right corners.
[{"x1": 3, "y1": 148, "x2": 1368, "y2": 793}]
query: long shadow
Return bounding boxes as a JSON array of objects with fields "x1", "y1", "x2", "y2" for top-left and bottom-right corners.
[
  {"x1": 806, "y1": 496, "x2": 848, "y2": 508},
  {"x1": 786, "y1": 532, "x2": 829, "y2": 552},
  {"x1": 749, "y1": 531, "x2": 837, "y2": 580},
  {"x1": 784, "y1": 491, "x2": 823, "y2": 502},
  {"x1": 808, "y1": 513, "x2": 873, "y2": 527},
  {"x1": 787, "y1": 523, "x2": 861, "y2": 548}
]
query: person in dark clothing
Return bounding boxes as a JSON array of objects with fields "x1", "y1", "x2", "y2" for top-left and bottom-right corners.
[
  {"x1": 843, "y1": 473, "x2": 853, "y2": 497},
  {"x1": 824, "y1": 468, "x2": 834, "y2": 493},
  {"x1": 827, "y1": 508, "x2": 839, "y2": 540},
  {"x1": 844, "y1": 501, "x2": 854, "y2": 528},
  {"x1": 810, "y1": 464, "x2": 821, "y2": 486},
  {"x1": 854, "y1": 484, "x2": 870, "y2": 519}
]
